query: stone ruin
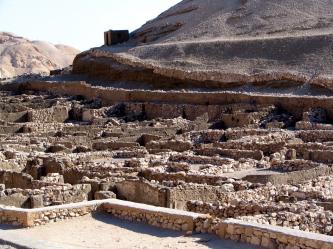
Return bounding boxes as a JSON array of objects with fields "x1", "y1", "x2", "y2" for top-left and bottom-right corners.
[
  {"x1": 1, "y1": 0, "x2": 333, "y2": 247},
  {"x1": 0, "y1": 78, "x2": 332, "y2": 249}
]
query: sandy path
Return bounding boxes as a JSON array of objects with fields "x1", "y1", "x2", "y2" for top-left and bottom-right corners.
[{"x1": 0, "y1": 213, "x2": 262, "y2": 249}]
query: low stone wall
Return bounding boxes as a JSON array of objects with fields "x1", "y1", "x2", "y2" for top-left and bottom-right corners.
[
  {"x1": 0, "y1": 200, "x2": 104, "y2": 227},
  {"x1": 102, "y1": 200, "x2": 205, "y2": 232},
  {"x1": 146, "y1": 140, "x2": 192, "y2": 152},
  {"x1": 0, "y1": 183, "x2": 91, "y2": 208},
  {"x1": 169, "y1": 154, "x2": 232, "y2": 166},
  {"x1": 92, "y1": 141, "x2": 140, "y2": 151},
  {"x1": 296, "y1": 121, "x2": 333, "y2": 130},
  {"x1": 0, "y1": 199, "x2": 207, "y2": 231},
  {"x1": 187, "y1": 200, "x2": 333, "y2": 235},
  {"x1": 0, "y1": 201, "x2": 100, "y2": 227},
  {"x1": 113, "y1": 149, "x2": 148, "y2": 158},
  {"x1": 0, "y1": 207, "x2": 29, "y2": 226},
  {"x1": 215, "y1": 139, "x2": 286, "y2": 154},
  {"x1": 167, "y1": 183, "x2": 260, "y2": 210},
  {"x1": 218, "y1": 219, "x2": 333, "y2": 249},
  {"x1": 224, "y1": 128, "x2": 286, "y2": 140},
  {"x1": 189, "y1": 130, "x2": 225, "y2": 143},
  {"x1": 286, "y1": 143, "x2": 327, "y2": 159},
  {"x1": 270, "y1": 160, "x2": 323, "y2": 172},
  {"x1": 0, "y1": 200, "x2": 332, "y2": 248},
  {"x1": 29, "y1": 106, "x2": 69, "y2": 123},
  {"x1": 296, "y1": 130, "x2": 333, "y2": 143},
  {"x1": 141, "y1": 169, "x2": 228, "y2": 185},
  {"x1": 27, "y1": 202, "x2": 100, "y2": 226},
  {"x1": 306, "y1": 150, "x2": 333, "y2": 164},
  {"x1": 194, "y1": 147, "x2": 264, "y2": 161},
  {"x1": 244, "y1": 165, "x2": 333, "y2": 185}
]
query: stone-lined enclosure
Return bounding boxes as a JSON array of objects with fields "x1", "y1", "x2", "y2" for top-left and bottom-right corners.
[
  {"x1": 0, "y1": 80, "x2": 333, "y2": 248},
  {"x1": 0, "y1": 199, "x2": 332, "y2": 249}
]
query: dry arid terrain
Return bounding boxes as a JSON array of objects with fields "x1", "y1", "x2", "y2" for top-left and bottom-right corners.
[
  {"x1": 0, "y1": 32, "x2": 79, "y2": 79},
  {"x1": 74, "y1": 0, "x2": 333, "y2": 89},
  {"x1": 0, "y1": 0, "x2": 333, "y2": 249}
]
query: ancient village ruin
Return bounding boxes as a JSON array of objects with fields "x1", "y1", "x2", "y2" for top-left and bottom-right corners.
[{"x1": 0, "y1": 0, "x2": 333, "y2": 248}]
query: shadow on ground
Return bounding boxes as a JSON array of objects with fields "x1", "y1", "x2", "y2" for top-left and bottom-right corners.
[
  {"x1": 0, "y1": 224, "x2": 21, "y2": 231},
  {"x1": 92, "y1": 212, "x2": 263, "y2": 249}
]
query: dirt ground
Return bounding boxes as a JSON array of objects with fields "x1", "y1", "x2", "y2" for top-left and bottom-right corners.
[{"x1": 0, "y1": 213, "x2": 262, "y2": 249}]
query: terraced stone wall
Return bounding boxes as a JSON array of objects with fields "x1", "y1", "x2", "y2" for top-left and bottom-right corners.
[{"x1": 4, "y1": 81, "x2": 333, "y2": 120}]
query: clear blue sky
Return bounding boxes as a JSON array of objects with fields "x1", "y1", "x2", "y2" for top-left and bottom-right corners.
[{"x1": 0, "y1": 0, "x2": 180, "y2": 51}]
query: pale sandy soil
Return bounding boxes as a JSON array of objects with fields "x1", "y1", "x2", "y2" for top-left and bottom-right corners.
[{"x1": 0, "y1": 213, "x2": 262, "y2": 249}]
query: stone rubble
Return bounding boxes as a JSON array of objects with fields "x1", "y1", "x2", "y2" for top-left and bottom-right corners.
[{"x1": 0, "y1": 89, "x2": 332, "y2": 248}]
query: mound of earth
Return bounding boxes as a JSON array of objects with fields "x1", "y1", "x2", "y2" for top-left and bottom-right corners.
[
  {"x1": 0, "y1": 32, "x2": 79, "y2": 78},
  {"x1": 73, "y1": 0, "x2": 333, "y2": 90}
]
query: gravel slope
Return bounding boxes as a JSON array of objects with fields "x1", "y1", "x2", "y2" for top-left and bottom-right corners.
[
  {"x1": 77, "y1": 0, "x2": 333, "y2": 87},
  {"x1": 131, "y1": 0, "x2": 333, "y2": 43}
]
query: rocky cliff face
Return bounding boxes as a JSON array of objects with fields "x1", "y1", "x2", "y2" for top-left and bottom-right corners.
[{"x1": 0, "y1": 32, "x2": 79, "y2": 78}]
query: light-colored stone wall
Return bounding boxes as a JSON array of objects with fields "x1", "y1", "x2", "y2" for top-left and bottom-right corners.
[
  {"x1": 187, "y1": 200, "x2": 333, "y2": 235},
  {"x1": 29, "y1": 106, "x2": 70, "y2": 123},
  {"x1": 102, "y1": 200, "x2": 205, "y2": 232},
  {"x1": 218, "y1": 219, "x2": 333, "y2": 249},
  {"x1": 0, "y1": 200, "x2": 332, "y2": 248},
  {"x1": 0, "y1": 199, "x2": 207, "y2": 231}
]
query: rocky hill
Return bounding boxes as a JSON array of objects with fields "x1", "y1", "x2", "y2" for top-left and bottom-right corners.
[
  {"x1": 0, "y1": 32, "x2": 79, "y2": 78},
  {"x1": 73, "y1": 0, "x2": 333, "y2": 91},
  {"x1": 131, "y1": 0, "x2": 333, "y2": 43}
]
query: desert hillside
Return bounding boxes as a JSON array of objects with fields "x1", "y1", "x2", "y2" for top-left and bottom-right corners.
[
  {"x1": 131, "y1": 0, "x2": 333, "y2": 43},
  {"x1": 0, "y1": 32, "x2": 79, "y2": 78},
  {"x1": 73, "y1": 0, "x2": 333, "y2": 89}
]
